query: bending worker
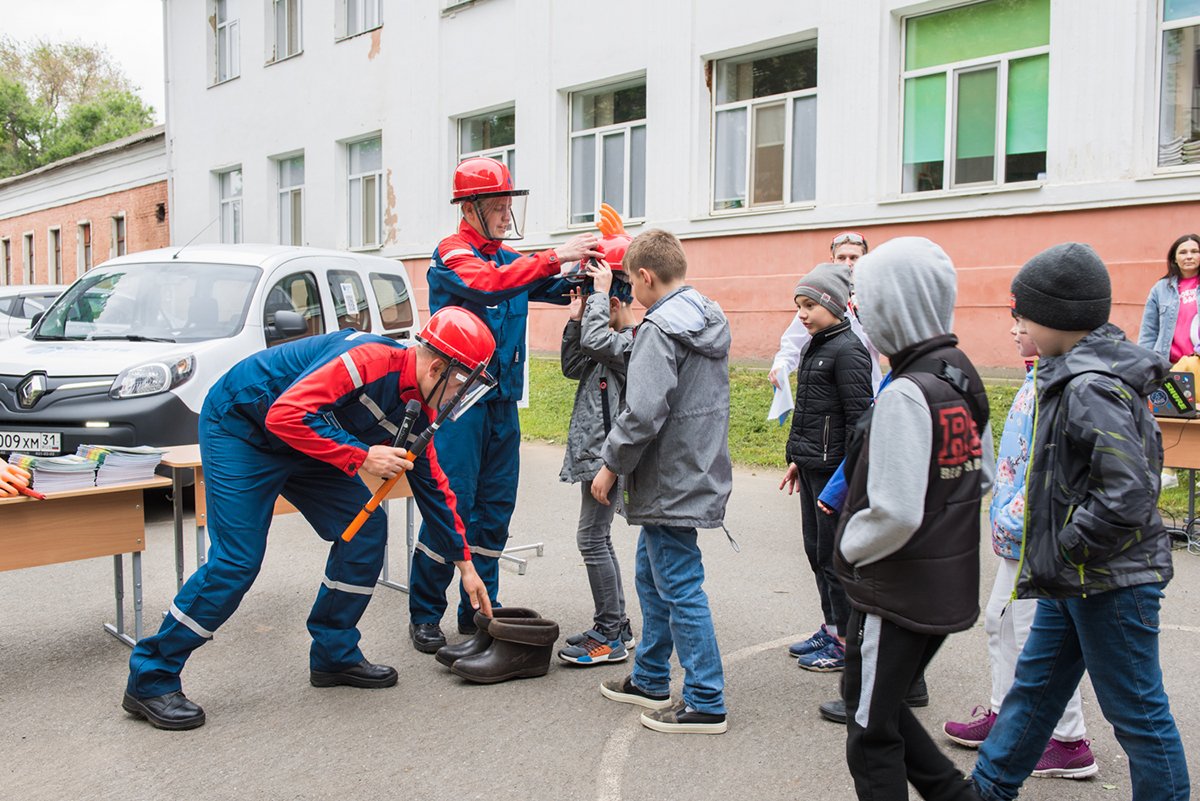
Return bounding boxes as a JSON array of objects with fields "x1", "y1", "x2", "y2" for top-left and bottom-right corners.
[
  {"x1": 408, "y1": 156, "x2": 602, "y2": 652},
  {"x1": 123, "y1": 307, "x2": 497, "y2": 730}
]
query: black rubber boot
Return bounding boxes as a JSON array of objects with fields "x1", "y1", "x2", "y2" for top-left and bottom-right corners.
[
  {"x1": 449, "y1": 616, "x2": 559, "y2": 684},
  {"x1": 435, "y1": 608, "x2": 540, "y2": 668}
]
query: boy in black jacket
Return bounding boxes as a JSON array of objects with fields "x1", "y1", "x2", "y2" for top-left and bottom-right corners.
[
  {"x1": 832, "y1": 237, "x2": 994, "y2": 801},
  {"x1": 779, "y1": 263, "x2": 873, "y2": 671},
  {"x1": 972, "y1": 244, "x2": 1187, "y2": 801}
]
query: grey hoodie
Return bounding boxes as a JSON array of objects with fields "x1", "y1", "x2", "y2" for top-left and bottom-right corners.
[
  {"x1": 600, "y1": 286, "x2": 733, "y2": 528},
  {"x1": 840, "y1": 237, "x2": 995, "y2": 566}
]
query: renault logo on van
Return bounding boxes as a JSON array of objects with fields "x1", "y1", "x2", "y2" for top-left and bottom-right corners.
[{"x1": 17, "y1": 373, "x2": 47, "y2": 409}]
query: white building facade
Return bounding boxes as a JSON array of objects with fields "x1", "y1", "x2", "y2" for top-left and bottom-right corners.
[{"x1": 163, "y1": 0, "x2": 1200, "y2": 366}]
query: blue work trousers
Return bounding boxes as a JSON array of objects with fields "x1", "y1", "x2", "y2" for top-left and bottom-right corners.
[
  {"x1": 408, "y1": 398, "x2": 519, "y2": 629},
  {"x1": 127, "y1": 417, "x2": 388, "y2": 698}
]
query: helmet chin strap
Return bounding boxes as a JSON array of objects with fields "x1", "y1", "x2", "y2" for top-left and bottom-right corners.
[{"x1": 421, "y1": 365, "x2": 453, "y2": 413}]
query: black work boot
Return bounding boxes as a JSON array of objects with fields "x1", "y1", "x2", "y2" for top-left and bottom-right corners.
[
  {"x1": 450, "y1": 616, "x2": 559, "y2": 684},
  {"x1": 410, "y1": 622, "x2": 447, "y2": 654},
  {"x1": 436, "y1": 608, "x2": 540, "y2": 668},
  {"x1": 122, "y1": 690, "x2": 206, "y2": 730},
  {"x1": 310, "y1": 659, "x2": 398, "y2": 688}
]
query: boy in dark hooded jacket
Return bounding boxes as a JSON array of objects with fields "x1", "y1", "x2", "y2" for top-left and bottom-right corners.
[
  {"x1": 833, "y1": 236, "x2": 995, "y2": 801},
  {"x1": 972, "y1": 243, "x2": 1188, "y2": 801}
]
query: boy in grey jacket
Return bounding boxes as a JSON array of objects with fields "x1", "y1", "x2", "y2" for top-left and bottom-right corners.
[
  {"x1": 557, "y1": 256, "x2": 637, "y2": 665},
  {"x1": 592, "y1": 229, "x2": 732, "y2": 735}
]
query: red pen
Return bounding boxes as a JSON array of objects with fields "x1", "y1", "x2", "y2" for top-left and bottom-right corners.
[{"x1": 14, "y1": 484, "x2": 46, "y2": 500}]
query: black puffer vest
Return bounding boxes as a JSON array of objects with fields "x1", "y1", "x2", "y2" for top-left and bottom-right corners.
[
  {"x1": 785, "y1": 319, "x2": 873, "y2": 470},
  {"x1": 833, "y1": 334, "x2": 990, "y2": 634}
]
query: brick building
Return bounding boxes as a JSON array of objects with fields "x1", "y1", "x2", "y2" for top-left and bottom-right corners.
[{"x1": 0, "y1": 126, "x2": 168, "y2": 287}]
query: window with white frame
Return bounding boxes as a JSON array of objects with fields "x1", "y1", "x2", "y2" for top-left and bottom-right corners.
[
  {"x1": 339, "y1": 0, "x2": 381, "y2": 38},
  {"x1": 348, "y1": 137, "x2": 382, "y2": 249},
  {"x1": 22, "y1": 232, "x2": 34, "y2": 282},
  {"x1": 712, "y1": 42, "x2": 818, "y2": 212},
  {"x1": 1, "y1": 239, "x2": 10, "y2": 285},
  {"x1": 278, "y1": 155, "x2": 305, "y2": 245},
  {"x1": 111, "y1": 215, "x2": 127, "y2": 257},
  {"x1": 458, "y1": 108, "x2": 516, "y2": 175},
  {"x1": 218, "y1": 168, "x2": 243, "y2": 244},
  {"x1": 901, "y1": 0, "x2": 1049, "y2": 193},
  {"x1": 48, "y1": 227, "x2": 62, "y2": 284},
  {"x1": 569, "y1": 81, "x2": 646, "y2": 225},
  {"x1": 212, "y1": 0, "x2": 240, "y2": 84},
  {"x1": 78, "y1": 222, "x2": 92, "y2": 272},
  {"x1": 269, "y1": 0, "x2": 302, "y2": 62},
  {"x1": 1158, "y1": 1, "x2": 1200, "y2": 166}
]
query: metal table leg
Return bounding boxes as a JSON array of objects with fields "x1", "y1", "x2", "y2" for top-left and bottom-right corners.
[
  {"x1": 171, "y1": 467, "x2": 185, "y2": 591},
  {"x1": 377, "y1": 497, "x2": 416, "y2": 593},
  {"x1": 104, "y1": 553, "x2": 141, "y2": 648}
]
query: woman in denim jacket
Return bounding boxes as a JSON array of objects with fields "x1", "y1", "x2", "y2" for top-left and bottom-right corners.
[{"x1": 1138, "y1": 233, "x2": 1200, "y2": 361}]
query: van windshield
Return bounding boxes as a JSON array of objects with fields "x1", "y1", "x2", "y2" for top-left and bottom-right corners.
[{"x1": 34, "y1": 262, "x2": 262, "y2": 343}]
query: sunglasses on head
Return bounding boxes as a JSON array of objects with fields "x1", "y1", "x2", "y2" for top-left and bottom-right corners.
[{"x1": 832, "y1": 232, "x2": 868, "y2": 249}]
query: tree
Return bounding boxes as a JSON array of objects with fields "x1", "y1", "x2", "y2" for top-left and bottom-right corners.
[
  {"x1": 0, "y1": 75, "x2": 49, "y2": 177},
  {"x1": 40, "y1": 90, "x2": 154, "y2": 164},
  {"x1": 0, "y1": 36, "x2": 155, "y2": 177}
]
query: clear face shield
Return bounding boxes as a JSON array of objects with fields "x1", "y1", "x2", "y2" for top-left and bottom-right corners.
[
  {"x1": 427, "y1": 358, "x2": 497, "y2": 422},
  {"x1": 469, "y1": 192, "x2": 529, "y2": 241},
  {"x1": 561, "y1": 258, "x2": 634, "y2": 304}
]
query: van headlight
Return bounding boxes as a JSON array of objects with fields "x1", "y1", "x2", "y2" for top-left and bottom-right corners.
[{"x1": 110, "y1": 355, "x2": 196, "y2": 399}]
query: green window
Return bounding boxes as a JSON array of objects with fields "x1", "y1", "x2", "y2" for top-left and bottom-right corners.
[{"x1": 901, "y1": 0, "x2": 1049, "y2": 193}]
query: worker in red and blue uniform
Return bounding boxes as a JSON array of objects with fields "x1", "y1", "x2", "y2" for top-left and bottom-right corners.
[
  {"x1": 122, "y1": 307, "x2": 497, "y2": 730},
  {"x1": 408, "y1": 156, "x2": 603, "y2": 653}
]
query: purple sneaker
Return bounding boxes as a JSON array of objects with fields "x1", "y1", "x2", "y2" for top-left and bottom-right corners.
[
  {"x1": 943, "y1": 706, "x2": 996, "y2": 747},
  {"x1": 1032, "y1": 738, "x2": 1099, "y2": 779}
]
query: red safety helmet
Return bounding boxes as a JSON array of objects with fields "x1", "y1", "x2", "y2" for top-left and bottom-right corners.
[
  {"x1": 451, "y1": 157, "x2": 529, "y2": 240},
  {"x1": 451, "y1": 157, "x2": 525, "y2": 203},
  {"x1": 416, "y1": 306, "x2": 496, "y2": 371},
  {"x1": 416, "y1": 307, "x2": 498, "y2": 420}
]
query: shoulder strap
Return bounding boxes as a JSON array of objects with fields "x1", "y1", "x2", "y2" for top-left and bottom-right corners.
[{"x1": 903, "y1": 354, "x2": 986, "y2": 431}]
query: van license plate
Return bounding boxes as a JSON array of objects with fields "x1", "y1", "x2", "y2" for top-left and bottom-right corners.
[{"x1": 0, "y1": 431, "x2": 61, "y2": 455}]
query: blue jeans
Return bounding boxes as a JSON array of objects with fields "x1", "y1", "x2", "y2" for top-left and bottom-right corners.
[
  {"x1": 630, "y1": 525, "x2": 725, "y2": 715},
  {"x1": 973, "y1": 583, "x2": 1188, "y2": 801}
]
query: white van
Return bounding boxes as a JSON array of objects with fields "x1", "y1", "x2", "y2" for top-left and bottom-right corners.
[{"x1": 0, "y1": 244, "x2": 420, "y2": 456}]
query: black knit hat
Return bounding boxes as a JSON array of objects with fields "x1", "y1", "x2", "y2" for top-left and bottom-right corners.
[
  {"x1": 1010, "y1": 243, "x2": 1111, "y2": 331},
  {"x1": 794, "y1": 263, "x2": 850, "y2": 318}
]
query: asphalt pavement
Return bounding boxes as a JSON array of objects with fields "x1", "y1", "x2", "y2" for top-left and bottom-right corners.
[{"x1": 1, "y1": 442, "x2": 1196, "y2": 801}]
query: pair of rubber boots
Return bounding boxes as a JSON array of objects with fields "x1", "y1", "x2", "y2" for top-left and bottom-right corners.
[{"x1": 435, "y1": 607, "x2": 559, "y2": 684}]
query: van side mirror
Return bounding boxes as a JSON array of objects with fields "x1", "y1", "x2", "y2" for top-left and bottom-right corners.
[
  {"x1": 29, "y1": 311, "x2": 43, "y2": 327},
  {"x1": 267, "y1": 309, "x2": 309, "y2": 341}
]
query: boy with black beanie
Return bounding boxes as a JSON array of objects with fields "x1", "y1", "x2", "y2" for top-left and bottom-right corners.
[{"x1": 972, "y1": 243, "x2": 1188, "y2": 801}]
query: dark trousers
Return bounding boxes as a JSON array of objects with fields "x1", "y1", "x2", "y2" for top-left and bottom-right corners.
[
  {"x1": 799, "y1": 466, "x2": 850, "y2": 634},
  {"x1": 844, "y1": 608, "x2": 979, "y2": 801}
]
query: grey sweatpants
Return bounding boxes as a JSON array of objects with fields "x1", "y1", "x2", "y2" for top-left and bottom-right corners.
[{"x1": 576, "y1": 480, "x2": 628, "y2": 640}]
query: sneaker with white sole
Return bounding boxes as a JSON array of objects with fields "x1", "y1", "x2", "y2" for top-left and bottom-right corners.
[
  {"x1": 944, "y1": 706, "x2": 997, "y2": 748},
  {"x1": 797, "y1": 639, "x2": 845, "y2": 672},
  {"x1": 600, "y1": 674, "x2": 672, "y2": 710},
  {"x1": 789, "y1": 624, "x2": 834, "y2": 658},
  {"x1": 558, "y1": 630, "x2": 629, "y2": 665},
  {"x1": 1032, "y1": 738, "x2": 1098, "y2": 779},
  {"x1": 566, "y1": 619, "x2": 637, "y2": 651},
  {"x1": 640, "y1": 700, "x2": 727, "y2": 735}
]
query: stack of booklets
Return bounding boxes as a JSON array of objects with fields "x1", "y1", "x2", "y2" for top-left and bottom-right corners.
[
  {"x1": 7, "y1": 453, "x2": 98, "y2": 492},
  {"x1": 76, "y1": 444, "x2": 167, "y2": 486}
]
